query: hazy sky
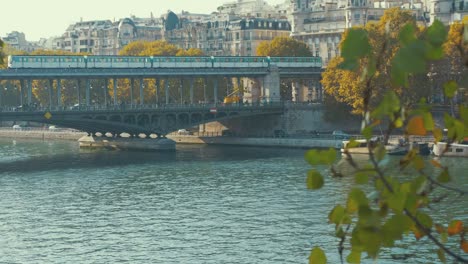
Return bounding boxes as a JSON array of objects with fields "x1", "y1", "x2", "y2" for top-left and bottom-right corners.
[{"x1": 1, "y1": 0, "x2": 287, "y2": 41}]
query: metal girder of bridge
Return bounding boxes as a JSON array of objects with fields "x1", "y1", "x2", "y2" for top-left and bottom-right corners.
[
  {"x1": 0, "y1": 104, "x2": 284, "y2": 136},
  {"x1": 0, "y1": 67, "x2": 321, "y2": 80}
]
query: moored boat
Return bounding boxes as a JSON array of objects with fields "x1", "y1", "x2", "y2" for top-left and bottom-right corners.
[
  {"x1": 341, "y1": 138, "x2": 408, "y2": 156},
  {"x1": 432, "y1": 140, "x2": 468, "y2": 157}
]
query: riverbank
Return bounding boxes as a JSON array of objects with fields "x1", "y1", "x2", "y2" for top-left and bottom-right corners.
[{"x1": 0, "y1": 129, "x2": 343, "y2": 149}]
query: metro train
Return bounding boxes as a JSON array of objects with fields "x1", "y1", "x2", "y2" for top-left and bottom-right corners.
[{"x1": 7, "y1": 55, "x2": 322, "y2": 69}]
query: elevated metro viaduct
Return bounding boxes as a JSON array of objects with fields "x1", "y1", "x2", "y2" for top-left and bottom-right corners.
[{"x1": 0, "y1": 62, "x2": 322, "y2": 137}]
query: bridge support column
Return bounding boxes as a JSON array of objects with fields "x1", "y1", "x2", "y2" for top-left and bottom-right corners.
[
  {"x1": 237, "y1": 76, "x2": 242, "y2": 101},
  {"x1": 48, "y1": 79, "x2": 53, "y2": 107},
  {"x1": 203, "y1": 77, "x2": 207, "y2": 103},
  {"x1": 189, "y1": 78, "x2": 194, "y2": 104},
  {"x1": 27, "y1": 79, "x2": 32, "y2": 105},
  {"x1": 179, "y1": 79, "x2": 184, "y2": 104},
  {"x1": 165, "y1": 78, "x2": 169, "y2": 105},
  {"x1": 139, "y1": 78, "x2": 144, "y2": 105},
  {"x1": 86, "y1": 79, "x2": 90, "y2": 106},
  {"x1": 263, "y1": 65, "x2": 280, "y2": 103},
  {"x1": 113, "y1": 78, "x2": 117, "y2": 105},
  {"x1": 130, "y1": 78, "x2": 134, "y2": 106},
  {"x1": 104, "y1": 79, "x2": 108, "y2": 107},
  {"x1": 77, "y1": 79, "x2": 81, "y2": 108},
  {"x1": 19, "y1": 80, "x2": 25, "y2": 106},
  {"x1": 155, "y1": 78, "x2": 160, "y2": 105},
  {"x1": 57, "y1": 79, "x2": 62, "y2": 107},
  {"x1": 213, "y1": 78, "x2": 218, "y2": 106},
  {"x1": 292, "y1": 81, "x2": 299, "y2": 102}
]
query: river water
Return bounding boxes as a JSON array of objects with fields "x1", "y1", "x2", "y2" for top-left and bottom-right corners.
[{"x1": 0, "y1": 138, "x2": 466, "y2": 263}]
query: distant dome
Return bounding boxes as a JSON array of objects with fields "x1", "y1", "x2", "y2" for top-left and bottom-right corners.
[
  {"x1": 164, "y1": 11, "x2": 179, "y2": 30},
  {"x1": 118, "y1": 18, "x2": 136, "y2": 29}
]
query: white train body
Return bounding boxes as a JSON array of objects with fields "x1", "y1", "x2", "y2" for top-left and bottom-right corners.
[{"x1": 7, "y1": 55, "x2": 322, "y2": 69}]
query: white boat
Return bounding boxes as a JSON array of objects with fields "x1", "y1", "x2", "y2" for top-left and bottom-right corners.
[
  {"x1": 432, "y1": 140, "x2": 468, "y2": 157},
  {"x1": 341, "y1": 138, "x2": 408, "y2": 156}
]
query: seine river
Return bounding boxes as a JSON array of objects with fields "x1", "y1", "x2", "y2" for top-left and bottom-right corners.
[{"x1": 0, "y1": 138, "x2": 466, "y2": 263}]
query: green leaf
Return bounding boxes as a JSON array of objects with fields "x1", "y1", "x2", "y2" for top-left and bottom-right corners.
[
  {"x1": 357, "y1": 228, "x2": 382, "y2": 259},
  {"x1": 382, "y1": 214, "x2": 412, "y2": 247},
  {"x1": 392, "y1": 40, "x2": 427, "y2": 74},
  {"x1": 305, "y1": 150, "x2": 321, "y2": 165},
  {"x1": 416, "y1": 212, "x2": 433, "y2": 229},
  {"x1": 306, "y1": 170, "x2": 324, "y2": 190},
  {"x1": 309, "y1": 247, "x2": 327, "y2": 264},
  {"x1": 371, "y1": 91, "x2": 401, "y2": 119},
  {"x1": 422, "y1": 112, "x2": 434, "y2": 131},
  {"x1": 346, "y1": 250, "x2": 361, "y2": 263},
  {"x1": 375, "y1": 144, "x2": 386, "y2": 162},
  {"x1": 305, "y1": 149, "x2": 337, "y2": 165},
  {"x1": 323, "y1": 148, "x2": 337, "y2": 165},
  {"x1": 437, "y1": 248, "x2": 447, "y2": 263},
  {"x1": 329, "y1": 205, "x2": 347, "y2": 224},
  {"x1": 425, "y1": 45, "x2": 444, "y2": 60},
  {"x1": 355, "y1": 171, "x2": 370, "y2": 184},
  {"x1": 362, "y1": 126, "x2": 373, "y2": 140},
  {"x1": 338, "y1": 59, "x2": 359, "y2": 71},
  {"x1": 443, "y1": 80, "x2": 458, "y2": 98},
  {"x1": 341, "y1": 28, "x2": 372, "y2": 61},
  {"x1": 347, "y1": 188, "x2": 369, "y2": 214},
  {"x1": 387, "y1": 191, "x2": 407, "y2": 213},
  {"x1": 336, "y1": 227, "x2": 346, "y2": 238},
  {"x1": 399, "y1": 23, "x2": 417, "y2": 45},
  {"x1": 394, "y1": 117, "x2": 403, "y2": 128},
  {"x1": 437, "y1": 168, "x2": 450, "y2": 183},
  {"x1": 426, "y1": 20, "x2": 448, "y2": 47}
]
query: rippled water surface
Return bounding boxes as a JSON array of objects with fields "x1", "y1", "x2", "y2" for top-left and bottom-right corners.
[{"x1": 0, "y1": 138, "x2": 466, "y2": 263}]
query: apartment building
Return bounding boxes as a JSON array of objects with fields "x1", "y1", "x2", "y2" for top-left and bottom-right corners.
[{"x1": 52, "y1": 16, "x2": 163, "y2": 55}]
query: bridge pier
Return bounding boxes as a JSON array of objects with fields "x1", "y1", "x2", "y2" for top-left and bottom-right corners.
[
  {"x1": 77, "y1": 79, "x2": 81, "y2": 108},
  {"x1": 57, "y1": 79, "x2": 62, "y2": 107},
  {"x1": 139, "y1": 78, "x2": 144, "y2": 105},
  {"x1": 165, "y1": 78, "x2": 169, "y2": 104},
  {"x1": 213, "y1": 78, "x2": 218, "y2": 106},
  {"x1": 155, "y1": 78, "x2": 160, "y2": 105},
  {"x1": 26, "y1": 79, "x2": 32, "y2": 105},
  {"x1": 48, "y1": 79, "x2": 53, "y2": 107},
  {"x1": 86, "y1": 79, "x2": 90, "y2": 107},
  {"x1": 113, "y1": 78, "x2": 118, "y2": 105},
  {"x1": 263, "y1": 65, "x2": 280, "y2": 103},
  {"x1": 189, "y1": 78, "x2": 194, "y2": 104},
  {"x1": 104, "y1": 79, "x2": 108, "y2": 106},
  {"x1": 130, "y1": 78, "x2": 134, "y2": 106}
]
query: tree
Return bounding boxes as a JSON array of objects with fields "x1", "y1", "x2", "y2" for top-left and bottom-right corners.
[
  {"x1": 307, "y1": 18, "x2": 468, "y2": 263},
  {"x1": 322, "y1": 8, "x2": 430, "y2": 114},
  {"x1": 119, "y1": 40, "x2": 205, "y2": 104},
  {"x1": 0, "y1": 38, "x2": 5, "y2": 68},
  {"x1": 256, "y1": 36, "x2": 312, "y2": 57}
]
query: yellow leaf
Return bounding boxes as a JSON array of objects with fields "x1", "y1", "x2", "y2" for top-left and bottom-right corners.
[
  {"x1": 461, "y1": 240, "x2": 468, "y2": 253},
  {"x1": 413, "y1": 228, "x2": 425, "y2": 240},
  {"x1": 430, "y1": 159, "x2": 442, "y2": 168},
  {"x1": 407, "y1": 116, "x2": 427, "y2": 136},
  {"x1": 447, "y1": 220, "x2": 464, "y2": 236}
]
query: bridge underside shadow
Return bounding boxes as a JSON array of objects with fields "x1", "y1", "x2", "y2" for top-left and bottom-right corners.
[{"x1": 1, "y1": 106, "x2": 284, "y2": 137}]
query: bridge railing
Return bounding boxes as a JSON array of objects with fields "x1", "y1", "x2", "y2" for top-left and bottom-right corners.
[{"x1": 0, "y1": 102, "x2": 285, "y2": 113}]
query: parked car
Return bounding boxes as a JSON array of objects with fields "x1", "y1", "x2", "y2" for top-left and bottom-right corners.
[
  {"x1": 332, "y1": 130, "x2": 351, "y2": 139},
  {"x1": 12, "y1": 125, "x2": 22, "y2": 130},
  {"x1": 70, "y1": 104, "x2": 81, "y2": 110},
  {"x1": 177, "y1": 129, "x2": 191, "y2": 135}
]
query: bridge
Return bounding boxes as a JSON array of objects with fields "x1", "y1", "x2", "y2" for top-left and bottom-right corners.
[
  {"x1": 0, "y1": 103, "x2": 284, "y2": 137},
  {"x1": 0, "y1": 57, "x2": 323, "y2": 137}
]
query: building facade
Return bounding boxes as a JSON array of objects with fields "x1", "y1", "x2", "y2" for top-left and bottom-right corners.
[{"x1": 52, "y1": 17, "x2": 163, "y2": 55}]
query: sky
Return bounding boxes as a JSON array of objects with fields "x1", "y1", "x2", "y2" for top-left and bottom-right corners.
[{"x1": 1, "y1": 0, "x2": 287, "y2": 42}]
